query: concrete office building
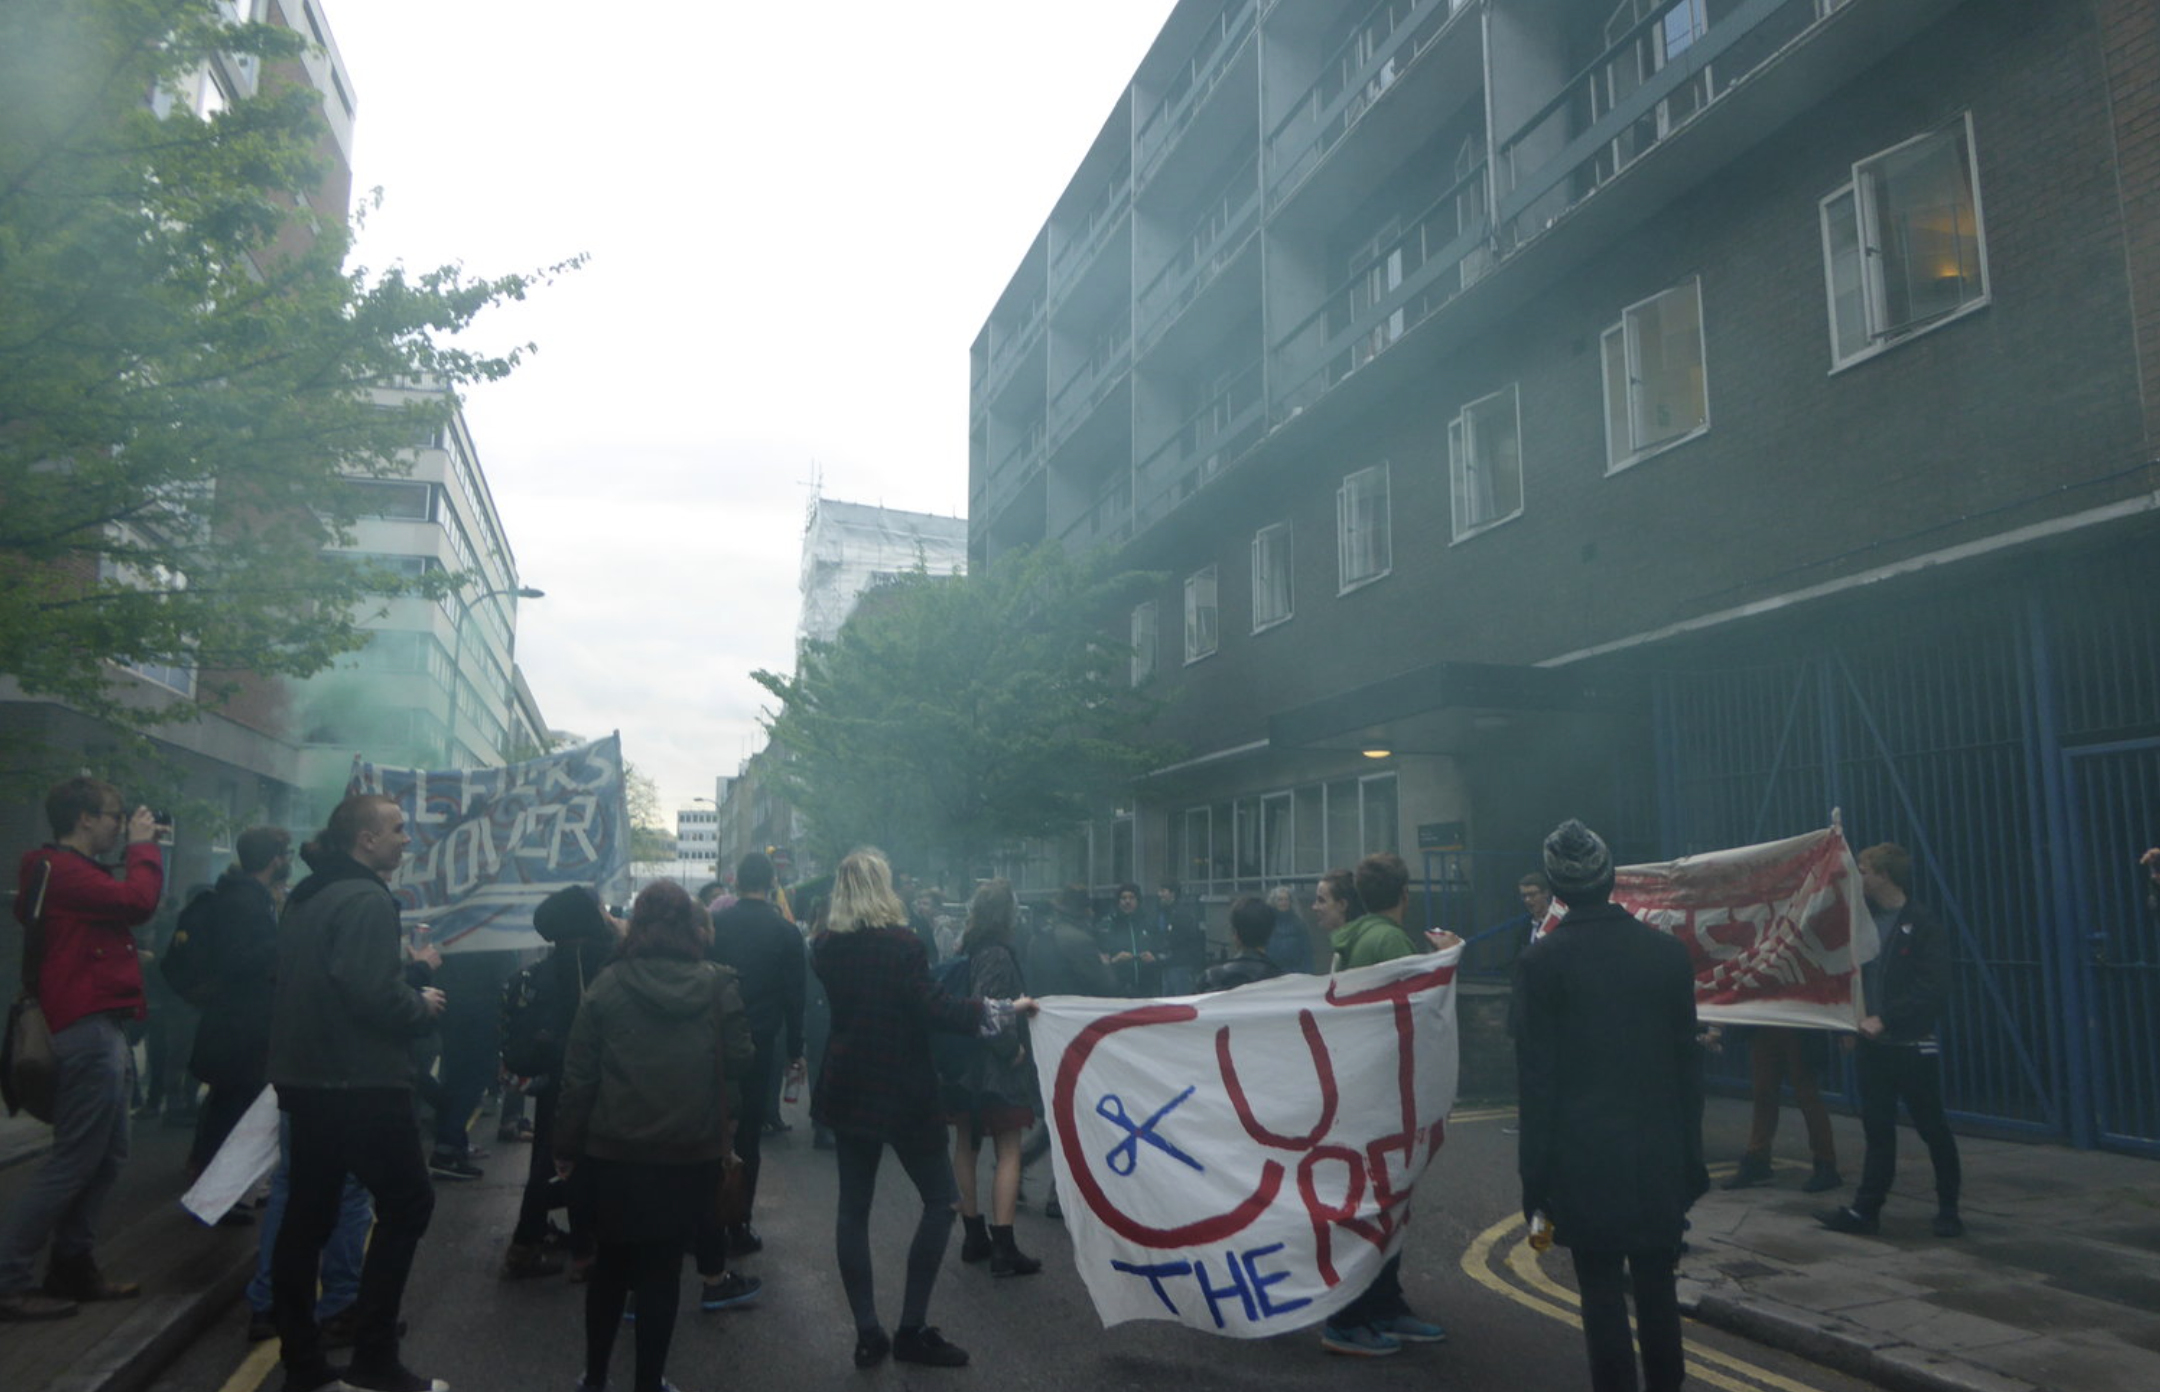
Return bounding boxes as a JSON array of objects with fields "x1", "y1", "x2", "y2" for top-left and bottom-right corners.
[{"x1": 970, "y1": 0, "x2": 2160, "y2": 1152}]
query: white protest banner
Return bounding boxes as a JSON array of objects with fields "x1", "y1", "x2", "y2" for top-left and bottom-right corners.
[
  {"x1": 1607, "y1": 823, "x2": 1878, "y2": 1030},
  {"x1": 181, "y1": 1084, "x2": 279, "y2": 1226},
  {"x1": 1028, "y1": 945, "x2": 1460, "y2": 1336},
  {"x1": 349, "y1": 733, "x2": 630, "y2": 953}
]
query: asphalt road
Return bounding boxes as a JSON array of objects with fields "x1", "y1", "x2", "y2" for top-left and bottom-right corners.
[{"x1": 145, "y1": 1100, "x2": 1878, "y2": 1392}]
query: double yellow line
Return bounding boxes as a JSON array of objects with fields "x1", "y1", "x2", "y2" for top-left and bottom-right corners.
[{"x1": 1450, "y1": 1106, "x2": 1830, "y2": 1392}]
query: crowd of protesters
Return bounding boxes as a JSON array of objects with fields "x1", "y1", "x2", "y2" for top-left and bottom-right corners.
[{"x1": 5, "y1": 768, "x2": 2015, "y2": 1392}]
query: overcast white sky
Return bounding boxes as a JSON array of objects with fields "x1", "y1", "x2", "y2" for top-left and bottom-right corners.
[{"x1": 325, "y1": 1, "x2": 1179, "y2": 815}]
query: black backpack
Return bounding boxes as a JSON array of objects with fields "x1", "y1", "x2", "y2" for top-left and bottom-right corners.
[
  {"x1": 501, "y1": 948, "x2": 588, "y2": 1081},
  {"x1": 929, "y1": 953, "x2": 977, "y2": 1086},
  {"x1": 160, "y1": 889, "x2": 220, "y2": 1006}
]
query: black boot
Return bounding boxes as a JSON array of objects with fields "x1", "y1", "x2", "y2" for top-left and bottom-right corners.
[
  {"x1": 960, "y1": 1214, "x2": 992, "y2": 1263},
  {"x1": 1720, "y1": 1154, "x2": 1773, "y2": 1190},
  {"x1": 989, "y1": 1224, "x2": 1041, "y2": 1277}
]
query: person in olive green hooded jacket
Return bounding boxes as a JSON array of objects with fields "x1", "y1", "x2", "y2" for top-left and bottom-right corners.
[{"x1": 556, "y1": 881, "x2": 752, "y2": 1392}]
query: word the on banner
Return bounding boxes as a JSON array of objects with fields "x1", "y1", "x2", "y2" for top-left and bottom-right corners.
[
  {"x1": 1027, "y1": 948, "x2": 1459, "y2": 1337},
  {"x1": 349, "y1": 734, "x2": 628, "y2": 953}
]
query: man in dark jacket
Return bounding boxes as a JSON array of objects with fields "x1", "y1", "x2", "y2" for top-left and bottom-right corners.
[
  {"x1": 186, "y1": 827, "x2": 290, "y2": 1177},
  {"x1": 1196, "y1": 897, "x2": 1285, "y2": 993},
  {"x1": 501, "y1": 885, "x2": 618, "y2": 1279},
  {"x1": 705, "y1": 851, "x2": 805, "y2": 1263},
  {"x1": 1095, "y1": 883, "x2": 1160, "y2": 995},
  {"x1": 1155, "y1": 879, "x2": 1206, "y2": 994},
  {"x1": 268, "y1": 794, "x2": 446, "y2": 1392},
  {"x1": 1026, "y1": 885, "x2": 1114, "y2": 1000},
  {"x1": 1516, "y1": 820, "x2": 1705, "y2": 1392},
  {"x1": 1818, "y1": 841, "x2": 1963, "y2": 1239}
]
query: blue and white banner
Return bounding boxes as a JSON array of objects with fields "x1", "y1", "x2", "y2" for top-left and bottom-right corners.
[
  {"x1": 1027, "y1": 946, "x2": 1461, "y2": 1336},
  {"x1": 349, "y1": 734, "x2": 629, "y2": 953}
]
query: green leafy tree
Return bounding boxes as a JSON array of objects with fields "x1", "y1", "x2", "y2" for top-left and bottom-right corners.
[
  {"x1": 0, "y1": 2, "x2": 579, "y2": 755},
  {"x1": 751, "y1": 545, "x2": 1175, "y2": 882},
  {"x1": 622, "y1": 760, "x2": 674, "y2": 863}
]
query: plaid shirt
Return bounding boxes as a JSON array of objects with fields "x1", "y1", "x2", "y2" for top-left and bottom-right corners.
[{"x1": 811, "y1": 923, "x2": 982, "y2": 1148}]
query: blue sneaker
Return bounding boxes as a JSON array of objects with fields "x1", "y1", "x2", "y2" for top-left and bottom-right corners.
[
  {"x1": 700, "y1": 1271, "x2": 761, "y2": 1311},
  {"x1": 1376, "y1": 1313, "x2": 1448, "y2": 1343},
  {"x1": 1321, "y1": 1322, "x2": 1401, "y2": 1357}
]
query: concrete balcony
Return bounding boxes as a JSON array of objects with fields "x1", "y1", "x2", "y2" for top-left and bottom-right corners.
[
  {"x1": 1135, "y1": 0, "x2": 1260, "y2": 191},
  {"x1": 1134, "y1": 359, "x2": 1265, "y2": 527},
  {"x1": 1136, "y1": 158, "x2": 1261, "y2": 360}
]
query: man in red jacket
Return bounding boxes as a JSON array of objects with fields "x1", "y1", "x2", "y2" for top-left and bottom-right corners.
[{"x1": 0, "y1": 777, "x2": 163, "y2": 1322}]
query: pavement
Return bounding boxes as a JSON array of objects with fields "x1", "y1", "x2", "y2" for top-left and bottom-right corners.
[{"x1": 1, "y1": 1094, "x2": 2157, "y2": 1392}]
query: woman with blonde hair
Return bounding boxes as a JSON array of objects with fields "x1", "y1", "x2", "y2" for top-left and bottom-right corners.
[
  {"x1": 557, "y1": 881, "x2": 752, "y2": 1392},
  {"x1": 812, "y1": 850, "x2": 1036, "y2": 1370},
  {"x1": 946, "y1": 880, "x2": 1041, "y2": 1277}
]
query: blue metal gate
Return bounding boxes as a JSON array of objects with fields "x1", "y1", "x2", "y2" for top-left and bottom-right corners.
[
  {"x1": 1642, "y1": 554, "x2": 2160, "y2": 1155},
  {"x1": 2060, "y1": 741, "x2": 2160, "y2": 1157}
]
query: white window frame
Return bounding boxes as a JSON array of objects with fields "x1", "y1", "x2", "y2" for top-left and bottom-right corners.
[
  {"x1": 1251, "y1": 522, "x2": 1294, "y2": 633},
  {"x1": 1448, "y1": 384, "x2": 1525, "y2": 543},
  {"x1": 1600, "y1": 277, "x2": 1709, "y2": 474},
  {"x1": 1336, "y1": 463, "x2": 1392, "y2": 594},
  {"x1": 1818, "y1": 113, "x2": 1990, "y2": 372},
  {"x1": 1183, "y1": 565, "x2": 1219, "y2": 664},
  {"x1": 1130, "y1": 601, "x2": 1157, "y2": 685}
]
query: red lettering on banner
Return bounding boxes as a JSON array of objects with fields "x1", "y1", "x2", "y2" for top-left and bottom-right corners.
[
  {"x1": 1053, "y1": 1004, "x2": 1285, "y2": 1249},
  {"x1": 1059, "y1": 964, "x2": 1456, "y2": 1272},
  {"x1": 1217, "y1": 1011, "x2": 1337, "y2": 1150}
]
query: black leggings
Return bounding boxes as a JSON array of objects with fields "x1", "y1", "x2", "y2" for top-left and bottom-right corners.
[
  {"x1": 834, "y1": 1133, "x2": 958, "y2": 1334},
  {"x1": 584, "y1": 1240, "x2": 683, "y2": 1392}
]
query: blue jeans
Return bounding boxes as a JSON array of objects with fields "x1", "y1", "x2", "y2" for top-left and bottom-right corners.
[
  {"x1": 0, "y1": 1013, "x2": 133, "y2": 1293},
  {"x1": 247, "y1": 1112, "x2": 372, "y2": 1317}
]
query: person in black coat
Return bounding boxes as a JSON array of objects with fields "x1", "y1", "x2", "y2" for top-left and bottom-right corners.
[
  {"x1": 1818, "y1": 841, "x2": 1963, "y2": 1238},
  {"x1": 704, "y1": 850, "x2": 806, "y2": 1262},
  {"x1": 1516, "y1": 820, "x2": 1706, "y2": 1392},
  {"x1": 502, "y1": 885, "x2": 620, "y2": 1278},
  {"x1": 187, "y1": 827, "x2": 291, "y2": 1176}
]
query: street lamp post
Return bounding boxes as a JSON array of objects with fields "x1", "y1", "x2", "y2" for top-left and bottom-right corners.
[{"x1": 444, "y1": 583, "x2": 543, "y2": 766}]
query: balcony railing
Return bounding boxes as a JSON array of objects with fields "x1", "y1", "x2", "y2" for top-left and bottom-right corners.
[
  {"x1": 1048, "y1": 163, "x2": 1132, "y2": 303},
  {"x1": 1134, "y1": 359, "x2": 1265, "y2": 524},
  {"x1": 1134, "y1": 0, "x2": 1258, "y2": 187},
  {"x1": 1061, "y1": 469, "x2": 1133, "y2": 552},
  {"x1": 1135, "y1": 155, "x2": 1261, "y2": 358},
  {"x1": 985, "y1": 419, "x2": 1046, "y2": 520},
  {"x1": 1272, "y1": 157, "x2": 1489, "y2": 417},
  {"x1": 1266, "y1": 0, "x2": 1466, "y2": 206},
  {"x1": 982, "y1": 296, "x2": 1045, "y2": 404},
  {"x1": 1046, "y1": 315, "x2": 1132, "y2": 458},
  {"x1": 1496, "y1": 0, "x2": 1841, "y2": 253}
]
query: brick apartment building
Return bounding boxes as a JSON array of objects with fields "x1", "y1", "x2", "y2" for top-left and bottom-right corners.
[{"x1": 969, "y1": 0, "x2": 2160, "y2": 1153}]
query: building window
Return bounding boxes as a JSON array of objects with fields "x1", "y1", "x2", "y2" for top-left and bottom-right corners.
[
  {"x1": 1251, "y1": 522, "x2": 1294, "y2": 632},
  {"x1": 1448, "y1": 385, "x2": 1523, "y2": 541},
  {"x1": 1820, "y1": 114, "x2": 1988, "y2": 369},
  {"x1": 1130, "y1": 600, "x2": 1157, "y2": 686},
  {"x1": 344, "y1": 478, "x2": 436, "y2": 521},
  {"x1": 1336, "y1": 463, "x2": 1391, "y2": 593},
  {"x1": 1183, "y1": 566, "x2": 1219, "y2": 664},
  {"x1": 1602, "y1": 278, "x2": 1708, "y2": 472}
]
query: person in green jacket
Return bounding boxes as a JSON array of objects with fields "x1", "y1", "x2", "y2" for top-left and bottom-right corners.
[
  {"x1": 1319, "y1": 852, "x2": 1460, "y2": 1358},
  {"x1": 556, "y1": 880, "x2": 753, "y2": 1392}
]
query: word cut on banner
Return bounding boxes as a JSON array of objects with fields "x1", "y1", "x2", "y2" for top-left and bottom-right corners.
[
  {"x1": 1533, "y1": 823, "x2": 1879, "y2": 1030},
  {"x1": 348, "y1": 733, "x2": 630, "y2": 953},
  {"x1": 1028, "y1": 945, "x2": 1460, "y2": 1337}
]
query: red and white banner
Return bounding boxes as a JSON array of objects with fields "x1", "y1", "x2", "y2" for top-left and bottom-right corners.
[
  {"x1": 1540, "y1": 824, "x2": 1878, "y2": 1029},
  {"x1": 1028, "y1": 947, "x2": 1461, "y2": 1336}
]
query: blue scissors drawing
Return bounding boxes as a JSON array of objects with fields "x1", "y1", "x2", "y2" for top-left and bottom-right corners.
[{"x1": 1097, "y1": 1085, "x2": 1204, "y2": 1177}]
